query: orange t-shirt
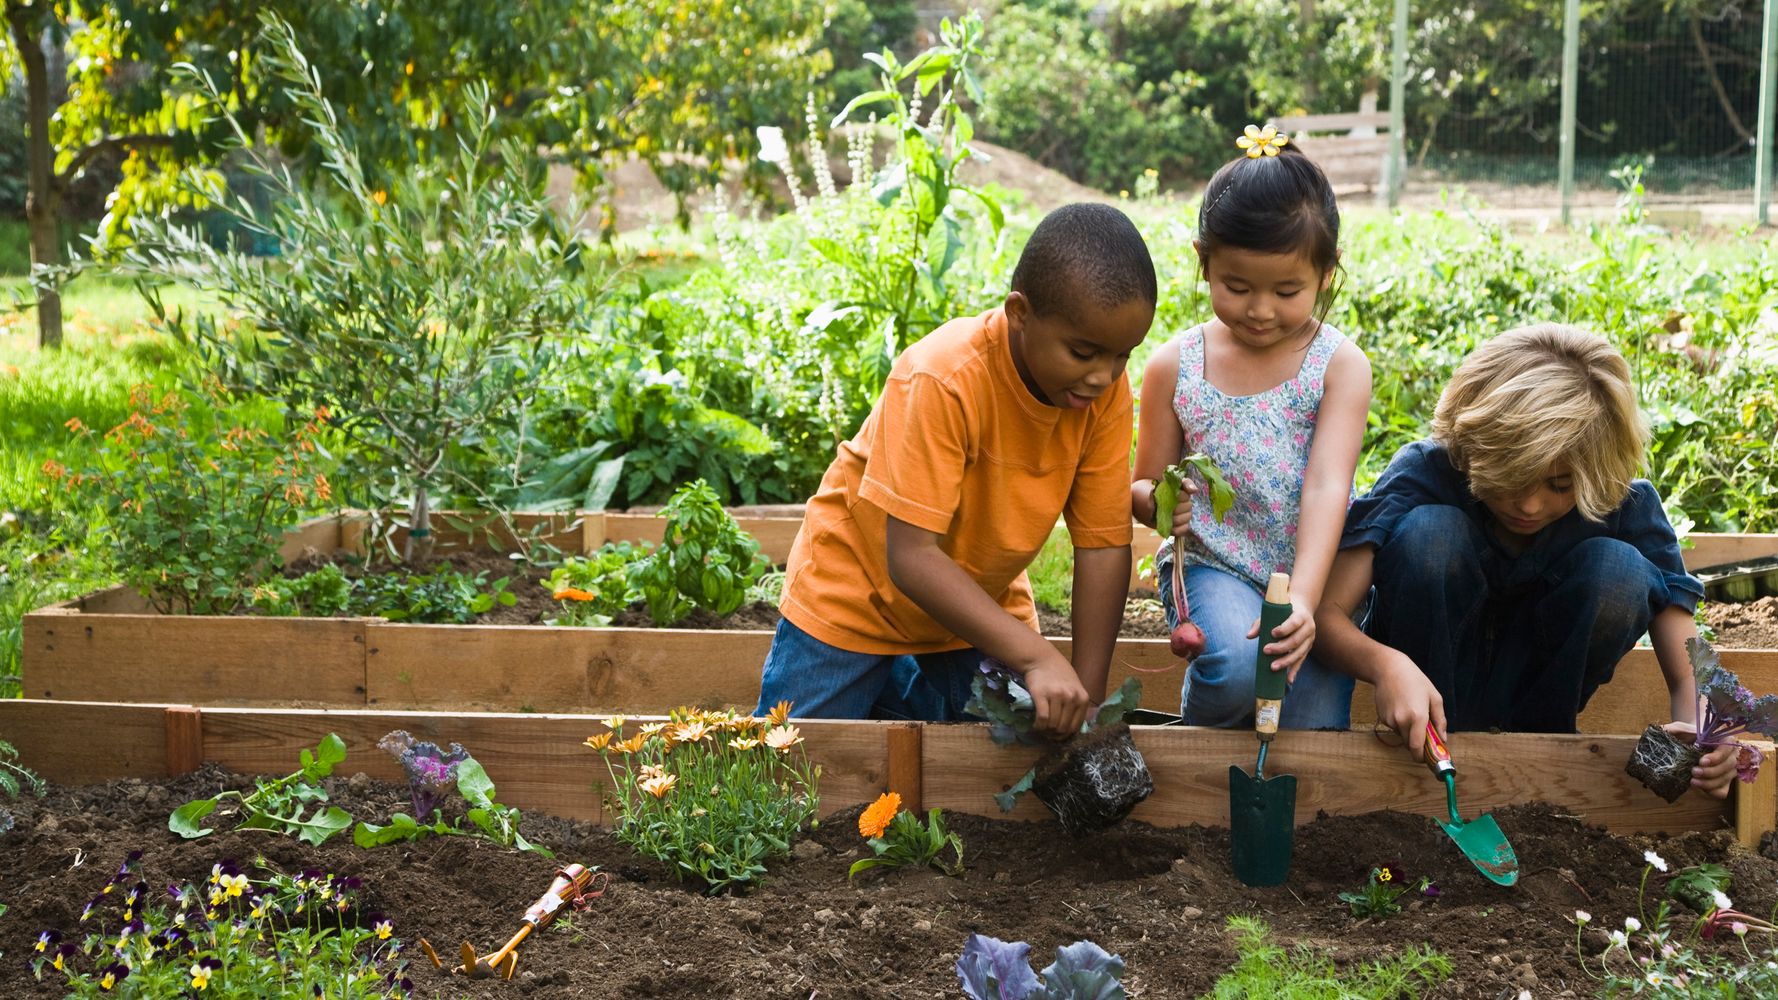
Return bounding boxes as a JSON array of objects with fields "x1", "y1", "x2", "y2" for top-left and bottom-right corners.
[{"x1": 779, "y1": 306, "x2": 1135, "y2": 655}]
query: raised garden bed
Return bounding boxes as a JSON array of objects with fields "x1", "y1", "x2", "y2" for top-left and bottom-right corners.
[{"x1": 6, "y1": 765, "x2": 1778, "y2": 999}]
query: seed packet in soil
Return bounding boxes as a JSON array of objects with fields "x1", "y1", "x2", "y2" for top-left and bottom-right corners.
[
  {"x1": 1032, "y1": 724, "x2": 1154, "y2": 838},
  {"x1": 1625, "y1": 723, "x2": 1705, "y2": 803}
]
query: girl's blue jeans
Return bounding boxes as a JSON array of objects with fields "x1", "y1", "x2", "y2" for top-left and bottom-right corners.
[
  {"x1": 1157, "y1": 562, "x2": 1355, "y2": 729},
  {"x1": 1366, "y1": 504, "x2": 1664, "y2": 732},
  {"x1": 755, "y1": 617, "x2": 981, "y2": 721}
]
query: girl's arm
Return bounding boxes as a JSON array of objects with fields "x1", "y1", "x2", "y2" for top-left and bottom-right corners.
[
  {"x1": 1131, "y1": 340, "x2": 1189, "y2": 533},
  {"x1": 1649, "y1": 604, "x2": 1699, "y2": 723},
  {"x1": 1266, "y1": 342, "x2": 1372, "y2": 673}
]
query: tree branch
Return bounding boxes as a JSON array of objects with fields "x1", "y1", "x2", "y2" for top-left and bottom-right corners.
[
  {"x1": 55, "y1": 133, "x2": 177, "y2": 189},
  {"x1": 1690, "y1": 12, "x2": 1754, "y2": 144}
]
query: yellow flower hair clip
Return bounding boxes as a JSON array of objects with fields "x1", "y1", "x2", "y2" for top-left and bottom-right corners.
[{"x1": 1236, "y1": 123, "x2": 1290, "y2": 158}]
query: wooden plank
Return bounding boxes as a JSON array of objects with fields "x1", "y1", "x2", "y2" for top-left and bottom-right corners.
[
  {"x1": 278, "y1": 514, "x2": 346, "y2": 562},
  {"x1": 920, "y1": 725, "x2": 1741, "y2": 837},
  {"x1": 1687, "y1": 534, "x2": 1778, "y2": 570},
  {"x1": 1346, "y1": 648, "x2": 1778, "y2": 735},
  {"x1": 0, "y1": 700, "x2": 171, "y2": 783},
  {"x1": 21, "y1": 613, "x2": 368, "y2": 705},
  {"x1": 1737, "y1": 742, "x2": 1778, "y2": 849},
  {"x1": 887, "y1": 723, "x2": 923, "y2": 813},
  {"x1": 165, "y1": 707, "x2": 204, "y2": 775},
  {"x1": 365, "y1": 623, "x2": 775, "y2": 712},
  {"x1": 1272, "y1": 112, "x2": 1391, "y2": 133},
  {"x1": 195, "y1": 708, "x2": 891, "y2": 824}
]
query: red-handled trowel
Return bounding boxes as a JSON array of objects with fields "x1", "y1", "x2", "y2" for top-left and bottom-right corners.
[
  {"x1": 1424, "y1": 724, "x2": 1519, "y2": 886},
  {"x1": 1229, "y1": 572, "x2": 1297, "y2": 886}
]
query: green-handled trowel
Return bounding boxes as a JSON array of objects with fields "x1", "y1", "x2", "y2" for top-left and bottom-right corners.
[
  {"x1": 1424, "y1": 723, "x2": 1519, "y2": 886},
  {"x1": 1229, "y1": 572, "x2": 1298, "y2": 887}
]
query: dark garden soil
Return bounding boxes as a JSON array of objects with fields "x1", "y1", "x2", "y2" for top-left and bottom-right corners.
[
  {"x1": 6, "y1": 765, "x2": 1778, "y2": 998},
  {"x1": 1706, "y1": 596, "x2": 1778, "y2": 649}
]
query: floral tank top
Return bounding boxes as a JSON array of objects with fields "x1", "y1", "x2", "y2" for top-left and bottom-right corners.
[{"x1": 1156, "y1": 323, "x2": 1345, "y2": 589}]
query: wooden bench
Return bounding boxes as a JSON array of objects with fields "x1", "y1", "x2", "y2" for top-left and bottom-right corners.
[{"x1": 1271, "y1": 110, "x2": 1392, "y2": 194}]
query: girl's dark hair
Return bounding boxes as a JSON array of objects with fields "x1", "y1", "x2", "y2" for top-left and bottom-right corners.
[{"x1": 1197, "y1": 143, "x2": 1342, "y2": 299}]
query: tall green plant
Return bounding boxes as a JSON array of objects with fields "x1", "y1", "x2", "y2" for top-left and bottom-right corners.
[{"x1": 124, "y1": 14, "x2": 584, "y2": 563}]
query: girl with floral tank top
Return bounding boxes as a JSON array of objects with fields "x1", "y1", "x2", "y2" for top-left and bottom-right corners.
[{"x1": 1131, "y1": 126, "x2": 1373, "y2": 729}]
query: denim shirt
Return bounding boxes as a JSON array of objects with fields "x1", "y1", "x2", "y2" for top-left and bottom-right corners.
[{"x1": 1341, "y1": 440, "x2": 1703, "y2": 612}]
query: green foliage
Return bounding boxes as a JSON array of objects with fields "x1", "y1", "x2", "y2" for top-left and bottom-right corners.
[
  {"x1": 1153, "y1": 453, "x2": 1236, "y2": 535},
  {"x1": 245, "y1": 563, "x2": 354, "y2": 618},
  {"x1": 1027, "y1": 526, "x2": 1074, "y2": 613},
  {"x1": 0, "y1": 738, "x2": 46, "y2": 800},
  {"x1": 546, "y1": 542, "x2": 651, "y2": 625},
  {"x1": 169, "y1": 733, "x2": 353, "y2": 846},
  {"x1": 354, "y1": 757, "x2": 551, "y2": 856},
  {"x1": 966, "y1": 662, "x2": 1143, "y2": 811},
  {"x1": 1210, "y1": 915, "x2": 1453, "y2": 999},
  {"x1": 822, "y1": 0, "x2": 918, "y2": 110},
  {"x1": 30, "y1": 855, "x2": 410, "y2": 998},
  {"x1": 350, "y1": 566, "x2": 516, "y2": 624},
  {"x1": 590, "y1": 708, "x2": 820, "y2": 895},
  {"x1": 1577, "y1": 858, "x2": 1778, "y2": 997},
  {"x1": 125, "y1": 18, "x2": 584, "y2": 557},
  {"x1": 847, "y1": 794, "x2": 964, "y2": 880},
  {"x1": 628, "y1": 479, "x2": 768, "y2": 625},
  {"x1": 1337, "y1": 864, "x2": 1434, "y2": 920},
  {"x1": 1664, "y1": 862, "x2": 1732, "y2": 917},
  {"x1": 975, "y1": 4, "x2": 1217, "y2": 191},
  {"x1": 50, "y1": 384, "x2": 328, "y2": 615}
]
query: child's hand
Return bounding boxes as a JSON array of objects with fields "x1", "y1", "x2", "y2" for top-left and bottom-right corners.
[
  {"x1": 1662, "y1": 722, "x2": 1738, "y2": 799},
  {"x1": 1245, "y1": 595, "x2": 1317, "y2": 679},
  {"x1": 1167, "y1": 480, "x2": 1197, "y2": 536},
  {"x1": 1021, "y1": 656, "x2": 1090, "y2": 739}
]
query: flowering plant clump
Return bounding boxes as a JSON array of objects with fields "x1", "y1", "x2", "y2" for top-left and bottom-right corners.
[
  {"x1": 847, "y1": 792, "x2": 965, "y2": 881},
  {"x1": 30, "y1": 852, "x2": 411, "y2": 998},
  {"x1": 353, "y1": 731, "x2": 551, "y2": 856},
  {"x1": 50, "y1": 383, "x2": 332, "y2": 615},
  {"x1": 544, "y1": 542, "x2": 649, "y2": 626},
  {"x1": 1689, "y1": 638, "x2": 1778, "y2": 781},
  {"x1": 1337, "y1": 862, "x2": 1438, "y2": 919},
  {"x1": 170, "y1": 733, "x2": 354, "y2": 846},
  {"x1": 586, "y1": 703, "x2": 819, "y2": 894}
]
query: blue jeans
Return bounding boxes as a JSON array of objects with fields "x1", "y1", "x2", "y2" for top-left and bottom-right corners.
[
  {"x1": 1157, "y1": 561, "x2": 1355, "y2": 729},
  {"x1": 1368, "y1": 504, "x2": 1664, "y2": 732},
  {"x1": 755, "y1": 617, "x2": 983, "y2": 721}
]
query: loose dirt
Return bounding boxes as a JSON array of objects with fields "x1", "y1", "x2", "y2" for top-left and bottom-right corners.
[{"x1": 4, "y1": 766, "x2": 1775, "y2": 998}]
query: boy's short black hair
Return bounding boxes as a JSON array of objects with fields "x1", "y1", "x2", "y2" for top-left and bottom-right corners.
[{"x1": 1010, "y1": 203, "x2": 1157, "y2": 321}]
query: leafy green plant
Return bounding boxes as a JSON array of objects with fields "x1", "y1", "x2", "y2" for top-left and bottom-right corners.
[
  {"x1": 49, "y1": 384, "x2": 330, "y2": 615},
  {"x1": 0, "y1": 737, "x2": 46, "y2": 801},
  {"x1": 628, "y1": 479, "x2": 769, "y2": 625},
  {"x1": 1027, "y1": 526, "x2": 1074, "y2": 614},
  {"x1": 1209, "y1": 914, "x2": 1452, "y2": 998},
  {"x1": 30, "y1": 853, "x2": 410, "y2": 998},
  {"x1": 351, "y1": 566, "x2": 516, "y2": 624},
  {"x1": 587, "y1": 705, "x2": 819, "y2": 894},
  {"x1": 246, "y1": 563, "x2": 355, "y2": 618},
  {"x1": 847, "y1": 791, "x2": 964, "y2": 880},
  {"x1": 1338, "y1": 863, "x2": 1437, "y2": 919},
  {"x1": 352, "y1": 730, "x2": 550, "y2": 855},
  {"x1": 125, "y1": 15, "x2": 584, "y2": 565},
  {"x1": 965, "y1": 660, "x2": 1143, "y2": 812},
  {"x1": 169, "y1": 734, "x2": 353, "y2": 846},
  {"x1": 545, "y1": 542, "x2": 651, "y2": 626}
]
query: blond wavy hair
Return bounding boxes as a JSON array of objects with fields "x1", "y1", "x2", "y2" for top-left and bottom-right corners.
[{"x1": 1432, "y1": 324, "x2": 1647, "y2": 521}]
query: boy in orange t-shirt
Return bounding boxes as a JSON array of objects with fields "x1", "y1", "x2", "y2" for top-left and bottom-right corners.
[{"x1": 757, "y1": 203, "x2": 1157, "y2": 737}]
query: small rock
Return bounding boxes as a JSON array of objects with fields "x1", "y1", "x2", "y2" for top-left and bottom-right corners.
[
  {"x1": 1488, "y1": 954, "x2": 1509, "y2": 968},
  {"x1": 792, "y1": 840, "x2": 826, "y2": 861},
  {"x1": 1510, "y1": 964, "x2": 1538, "y2": 989},
  {"x1": 914, "y1": 920, "x2": 933, "y2": 932},
  {"x1": 1179, "y1": 906, "x2": 1203, "y2": 920},
  {"x1": 813, "y1": 908, "x2": 837, "y2": 924},
  {"x1": 348, "y1": 771, "x2": 372, "y2": 793},
  {"x1": 35, "y1": 814, "x2": 58, "y2": 835},
  {"x1": 676, "y1": 964, "x2": 695, "y2": 975}
]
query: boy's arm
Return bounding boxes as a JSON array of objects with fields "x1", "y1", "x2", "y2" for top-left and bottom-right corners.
[
  {"x1": 1069, "y1": 544, "x2": 1132, "y2": 703},
  {"x1": 1312, "y1": 544, "x2": 1446, "y2": 761},
  {"x1": 885, "y1": 516, "x2": 1090, "y2": 737}
]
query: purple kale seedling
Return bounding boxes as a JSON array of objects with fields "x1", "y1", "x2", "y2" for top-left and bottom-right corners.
[
  {"x1": 377, "y1": 730, "x2": 469, "y2": 819},
  {"x1": 1691, "y1": 638, "x2": 1778, "y2": 782}
]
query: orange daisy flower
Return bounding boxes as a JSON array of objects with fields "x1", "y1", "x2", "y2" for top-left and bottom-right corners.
[{"x1": 859, "y1": 792, "x2": 901, "y2": 839}]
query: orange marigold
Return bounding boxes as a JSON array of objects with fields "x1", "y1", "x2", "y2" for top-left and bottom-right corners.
[
  {"x1": 554, "y1": 587, "x2": 596, "y2": 602},
  {"x1": 859, "y1": 792, "x2": 901, "y2": 839}
]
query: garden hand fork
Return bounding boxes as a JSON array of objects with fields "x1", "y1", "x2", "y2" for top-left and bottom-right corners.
[{"x1": 418, "y1": 864, "x2": 609, "y2": 980}]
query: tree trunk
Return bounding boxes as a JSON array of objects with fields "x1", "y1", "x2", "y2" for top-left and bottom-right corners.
[
  {"x1": 9, "y1": 6, "x2": 64, "y2": 350},
  {"x1": 404, "y1": 481, "x2": 435, "y2": 566}
]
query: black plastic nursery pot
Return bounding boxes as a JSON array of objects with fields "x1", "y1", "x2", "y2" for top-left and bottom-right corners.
[
  {"x1": 1624, "y1": 723, "x2": 1706, "y2": 803},
  {"x1": 1032, "y1": 723, "x2": 1155, "y2": 838}
]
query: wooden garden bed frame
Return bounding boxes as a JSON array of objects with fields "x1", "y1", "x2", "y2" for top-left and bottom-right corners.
[
  {"x1": 3, "y1": 699, "x2": 1770, "y2": 847},
  {"x1": 22, "y1": 512, "x2": 1778, "y2": 735}
]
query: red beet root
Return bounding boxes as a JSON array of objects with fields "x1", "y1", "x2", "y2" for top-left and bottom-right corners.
[{"x1": 1169, "y1": 540, "x2": 1206, "y2": 660}]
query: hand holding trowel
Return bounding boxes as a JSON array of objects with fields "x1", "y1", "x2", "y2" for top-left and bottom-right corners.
[
  {"x1": 1424, "y1": 724, "x2": 1519, "y2": 886},
  {"x1": 1229, "y1": 572, "x2": 1298, "y2": 887}
]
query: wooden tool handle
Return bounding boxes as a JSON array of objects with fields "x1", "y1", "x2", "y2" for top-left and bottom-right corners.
[{"x1": 1253, "y1": 573, "x2": 1291, "y2": 731}]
